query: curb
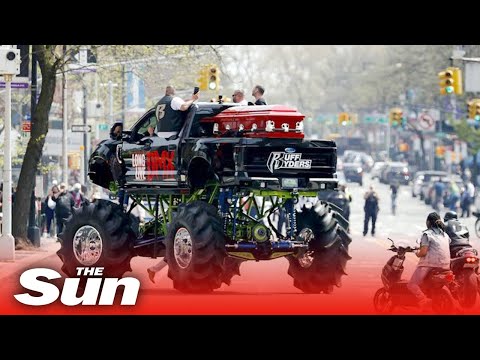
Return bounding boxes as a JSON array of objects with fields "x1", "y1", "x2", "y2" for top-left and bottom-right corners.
[{"x1": 0, "y1": 237, "x2": 60, "y2": 280}]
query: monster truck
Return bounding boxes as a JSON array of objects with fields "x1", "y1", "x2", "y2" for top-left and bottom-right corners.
[{"x1": 57, "y1": 102, "x2": 352, "y2": 293}]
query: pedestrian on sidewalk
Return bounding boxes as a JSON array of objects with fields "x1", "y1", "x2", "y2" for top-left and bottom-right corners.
[
  {"x1": 44, "y1": 185, "x2": 59, "y2": 237},
  {"x1": 363, "y1": 185, "x2": 379, "y2": 236},
  {"x1": 53, "y1": 183, "x2": 74, "y2": 235},
  {"x1": 390, "y1": 180, "x2": 399, "y2": 215},
  {"x1": 461, "y1": 180, "x2": 475, "y2": 218}
]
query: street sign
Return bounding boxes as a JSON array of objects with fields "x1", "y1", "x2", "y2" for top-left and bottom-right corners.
[
  {"x1": 98, "y1": 124, "x2": 109, "y2": 131},
  {"x1": 465, "y1": 62, "x2": 480, "y2": 93},
  {"x1": 419, "y1": 113, "x2": 435, "y2": 130},
  {"x1": 0, "y1": 80, "x2": 29, "y2": 89},
  {"x1": 71, "y1": 124, "x2": 91, "y2": 133},
  {"x1": 22, "y1": 120, "x2": 31, "y2": 132}
]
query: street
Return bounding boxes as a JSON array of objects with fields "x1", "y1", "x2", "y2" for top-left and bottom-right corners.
[{"x1": 1, "y1": 175, "x2": 479, "y2": 314}]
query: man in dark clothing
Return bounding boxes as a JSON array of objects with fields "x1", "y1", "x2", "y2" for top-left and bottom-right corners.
[
  {"x1": 363, "y1": 185, "x2": 379, "y2": 236},
  {"x1": 390, "y1": 180, "x2": 399, "y2": 215},
  {"x1": 251, "y1": 85, "x2": 267, "y2": 105},
  {"x1": 53, "y1": 183, "x2": 74, "y2": 235},
  {"x1": 155, "y1": 85, "x2": 199, "y2": 133}
]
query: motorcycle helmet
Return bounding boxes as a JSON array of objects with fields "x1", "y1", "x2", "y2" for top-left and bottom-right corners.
[{"x1": 444, "y1": 211, "x2": 458, "y2": 222}]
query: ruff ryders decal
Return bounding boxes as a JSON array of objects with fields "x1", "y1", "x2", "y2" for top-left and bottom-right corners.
[{"x1": 267, "y1": 149, "x2": 312, "y2": 173}]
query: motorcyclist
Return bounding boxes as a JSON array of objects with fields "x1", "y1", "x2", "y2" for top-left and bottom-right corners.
[
  {"x1": 444, "y1": 210, "x2": 472, "y2": 258},
  {"x1": 407, "y1": 212, "x2": 451, "y2": 309}
]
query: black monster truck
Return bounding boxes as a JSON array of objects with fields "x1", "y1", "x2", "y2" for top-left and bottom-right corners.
[{"x1": 57, "y1": 102, "x2": 352, "y2": 293}]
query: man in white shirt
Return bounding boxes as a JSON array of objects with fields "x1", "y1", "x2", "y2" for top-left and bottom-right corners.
[
  {"x1": 232, "y1": 89, "x2": 248, "y2": 105},
  {"x1": 155, "y1": 85, "x2": 199, "y2": 132}
]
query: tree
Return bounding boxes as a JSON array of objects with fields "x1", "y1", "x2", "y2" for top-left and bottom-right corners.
[
  {"x1": 454, "y1": 120, "x2": 480, "y2": 184},
  {"x1": 13, "y1": 45, "x2": 63, "y2": 243}
]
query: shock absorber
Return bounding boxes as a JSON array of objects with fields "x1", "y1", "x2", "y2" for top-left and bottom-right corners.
[
  {"x1": 218, "y1": 188, "x2": 228, "y2": 234},
  {"x1": 285, "y1": 198, "x2": 296, "y2": 239}
]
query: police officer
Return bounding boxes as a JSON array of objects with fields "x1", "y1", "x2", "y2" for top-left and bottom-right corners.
[
  {"x1": 155, "y1": 85, "x2": 199, "y2": 132},
  {"x1": 444, "y1": 210, "x2": 472, "y2": 258}
]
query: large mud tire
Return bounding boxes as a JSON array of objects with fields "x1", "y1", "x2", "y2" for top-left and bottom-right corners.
[
  {"x1": 287, "y1": 201, "x2": 352, "y2": 294},
  {"x1": 57, "y1": 199, "x2": 135, "y2": 278},
  {"x1": 166, "y1": 201, "x2": 226, "y2": 293}
]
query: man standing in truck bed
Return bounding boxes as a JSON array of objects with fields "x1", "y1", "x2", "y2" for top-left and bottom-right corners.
[{"x1": 155, "y1": 85, "x2": 199, "y2": 132}]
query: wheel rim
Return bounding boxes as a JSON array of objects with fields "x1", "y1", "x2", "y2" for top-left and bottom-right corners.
[
  {"x1": 174, "y1": 227, "x2": 193, "y2": 269},
  {"x1": 297, "y1": 228, "x2": 314, "y2": 268},
  {"x1": 73, "y1": 225, "x2": 103, "y2": 266}
]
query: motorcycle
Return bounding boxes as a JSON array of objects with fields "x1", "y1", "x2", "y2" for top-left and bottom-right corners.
[
  {"x1": 450, "y1": 246, "x2": 479, "y2": 308},
  {"x1": 373, "y1": 238, "x2": 456, "y2": 314}
]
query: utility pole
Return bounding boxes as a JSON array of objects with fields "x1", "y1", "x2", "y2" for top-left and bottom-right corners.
[
  {"x1": 121, "y1": 65, "x2": 126, "y2": 123},
  {"x1": 0, "y1": 72, "x2": 15, "y2": 260},
  {"x1": 27, "y1": 48, "x2": 40, "y2": 247},
  {"x1": 109, "y1": 80, "x2": 114, "y2": 123},
  {"x1": 101, "y1": 80, "x2": 118, "y2": 124},
  {"x1": 83, "y1": 84, "x2": 88, "y2": 187},
  {"x1": 386, "y1": 122, "x2": 391, "y2": 160},
  {"x1": 62, "y1": 45, "x2": 68, "y2": 184}
]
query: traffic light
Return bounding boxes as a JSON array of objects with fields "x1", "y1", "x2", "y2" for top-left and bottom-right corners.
[
  {"x1": 197, "y1": 66, "x2": 208, "y2": 91},
  {"x1": 338, "y1": 112, "x2": 349, "y2": 125},
  {"x1": 68, "y1": 153, "x2": 81, "y2": 170},
  {"x1": 389, "y1": 107, "x2": 403, "y2": 127},
  {"x1": 438, "y1": 67, "x2": 462, "y2": 95},
  {"x1": 468, "y1": 99, "x2": 480, "y2": 121},
  {"x1": 208, "y1": 65, "x2": 220, "y2": 91},
  {"x1": 452, "y1": 67, "x2": 463, "y2": 95},
  {"x1": 435, "y1": 146, "x2": 446, "y2": 158}
]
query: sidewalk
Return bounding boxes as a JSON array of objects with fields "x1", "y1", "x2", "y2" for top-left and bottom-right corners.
[{"x1": 0, "y1": 236, "x2": 60, "y2": 280}]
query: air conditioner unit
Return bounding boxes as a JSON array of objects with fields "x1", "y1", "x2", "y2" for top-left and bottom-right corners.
[{"x1": 0, "y1": 48, "x2": 20, "y2": 75}]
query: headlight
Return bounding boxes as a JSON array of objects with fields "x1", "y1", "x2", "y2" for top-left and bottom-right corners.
[{"x1": 357, "y1": 167, "x2": 363, "y2": 173}]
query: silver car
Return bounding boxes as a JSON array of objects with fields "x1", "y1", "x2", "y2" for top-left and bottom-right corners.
[{"x1": 411, "y1": 170, "x2": 448, "y2": 198}]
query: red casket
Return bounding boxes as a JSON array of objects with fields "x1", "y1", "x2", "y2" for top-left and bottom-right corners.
[{"x1": 200, "y1": 105, "x2": 305, "y2": 139}]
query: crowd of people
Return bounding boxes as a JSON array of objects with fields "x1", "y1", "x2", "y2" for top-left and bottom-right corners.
[{"x1": 431, "y1": 178, "x2": 476, "y2": 217}]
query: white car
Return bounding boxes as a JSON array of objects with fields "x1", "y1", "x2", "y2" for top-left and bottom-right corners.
[{"x1": 370, "y1": 162, "x2": 386, "y2": 180}]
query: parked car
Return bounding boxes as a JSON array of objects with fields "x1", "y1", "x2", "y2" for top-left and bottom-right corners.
[{"x1": 411, "y1": 170, "x2": 448, "y2": 197}]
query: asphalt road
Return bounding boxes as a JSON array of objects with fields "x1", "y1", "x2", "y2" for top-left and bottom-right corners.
[{"x1": 4, "y1": 175, "x2": 480, "y2": 314}]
